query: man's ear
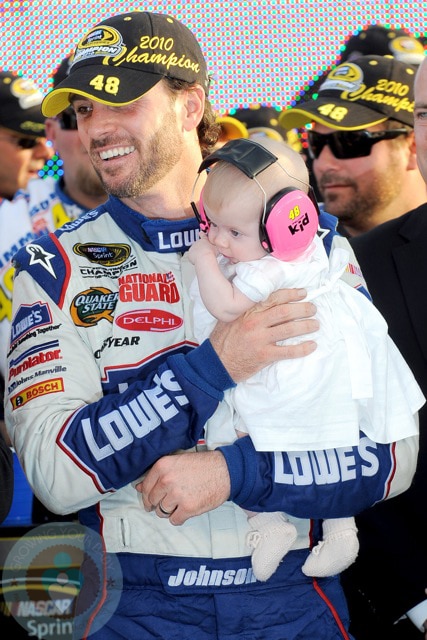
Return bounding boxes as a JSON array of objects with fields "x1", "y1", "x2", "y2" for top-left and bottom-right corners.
[
  {"x1": 408, "y1": 131, "x2": 421, "y2": 171},
  {"x1": 44, "y1": 118, "x2": 56, "y2": 146},
  {"x1": 182, "y1": 85, "x2": 205, "y2": 131}
]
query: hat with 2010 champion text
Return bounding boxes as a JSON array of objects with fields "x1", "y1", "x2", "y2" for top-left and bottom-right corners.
[
  {"x1": 42, "y1": 11, "x2": 210, "y2": 117},
  {"x1": 279, "y1": 55, "x2": 416, "y2": 131}
]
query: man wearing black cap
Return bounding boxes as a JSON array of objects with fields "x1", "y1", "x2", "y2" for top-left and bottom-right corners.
[
  {"x1": 4, "y1": 12, "x2": 420, "y2": 639},
  {"x1": 0, "y1": 71, "x2": 51, "y2": 201},
  {"x1": 0, "y1": 70, "x2": 50, "y2": 486},
  {"x1": 299, "y1": 24, "x2": 425, "y2": 105},
  {"x1": 0, "y1": 58, "x2": 107, "y2": 529},
  {"x1": 338, "y1": 54, "x2": 427, "y2": 640},
  {"x1": 280, "y1": 55, "x2": 427, "y2": 237}
]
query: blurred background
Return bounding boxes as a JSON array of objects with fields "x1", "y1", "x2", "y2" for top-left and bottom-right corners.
[{"x1": 1, "y1": 0, "x2": 424, "y2": 113}]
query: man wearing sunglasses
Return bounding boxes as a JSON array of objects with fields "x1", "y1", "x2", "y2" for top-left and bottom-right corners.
[
  {"x1": 280, "y1": 55, "x2": 427, "y2": 237},
  {"x1": 0, "y1": 71, "x2": 51, "y2": 202},
  {"x1": 0, "y1": 60, "x2": 106, "y2": 355},
  {"x1": 282, "y1": 53, "x2": 427, "y2": 639},
  {"x1": 336, "y1": 55, "x2": 427, "y2": 640},
  {"x1": 0, "y1": 69, "x2": 51, "y2": 474},
  {"x1": 0, "y1": 60, "x2": 106, "y2": 529}
]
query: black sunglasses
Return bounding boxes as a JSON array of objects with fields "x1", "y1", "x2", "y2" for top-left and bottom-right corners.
[
  {"x1": 0, "y1": 135, "x2": 44, "y2": 149},
  {"x1": 307, "y1": 128, "x2": 409, "y2": 160},
  {"x1": 55, "y1": 108, "x2": 78, "y2": 131}
]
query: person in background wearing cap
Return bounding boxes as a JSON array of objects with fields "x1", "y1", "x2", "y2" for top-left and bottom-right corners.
[
  {"x1": 0, "y1": 71, "x2": 51, "y2": 202},
  {"x1": 300, "y1": 23, "x2": 425, "y2": 104},
  {"x1": 0, "y1": 56, "x2": 106, "y2": 383},
  {"x1": 228, "y1": 105, "x2": 286, "y2": 139},
  {"x1": 0, "y1": 57, "x2": 107, "y2": 528},
  {"x1": 0, "y1": 69, "x2": 51, "y2": 498},
  {"x1": 280, "y1": 54, "x2": 427, "y2": 237},
  {"x1": 44, "y1": 54, "x2": 107, "y2": 217},
  {"x1": 4, "y1": 11, "x2": 420, "y2": 639},
  {"x1": 227, "y1": 103, "x2": 303, "y2": 152},
  {"x1": 336, "y1": 54, "x2": 427, "y2": 640},
  {"x1": 0, "y1": 71, "x2": 51, "y2": 396}
]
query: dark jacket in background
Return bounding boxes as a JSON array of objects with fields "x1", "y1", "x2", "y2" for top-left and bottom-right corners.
[{"x1": 343, "y1": 203, "x2": 427, "y2": 639}]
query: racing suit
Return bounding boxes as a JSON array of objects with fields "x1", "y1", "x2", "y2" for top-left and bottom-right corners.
[
  {"x1": 0, "y1": 175, "x2": 87, "y2": 379},
  {"x1": 0, "y1": 175, "x2": 91, "y2": 531},
  {"x1": 4, "y1": 196, "x2": 419, "y2": 640}
]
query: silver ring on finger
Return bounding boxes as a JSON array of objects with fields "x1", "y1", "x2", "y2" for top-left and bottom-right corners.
[{"x1": 158, "y1": 500, "x2": 174, "y2": 516}]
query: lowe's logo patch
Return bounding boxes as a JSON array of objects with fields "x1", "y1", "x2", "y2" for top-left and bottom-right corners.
[{"x1": 10, "y1": 303, "x2": 52, "y2": 346}]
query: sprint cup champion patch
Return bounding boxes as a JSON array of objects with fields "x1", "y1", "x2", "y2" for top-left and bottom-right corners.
[{"x1": 1, "y1": 522, "x2": 122, "y2": 639}]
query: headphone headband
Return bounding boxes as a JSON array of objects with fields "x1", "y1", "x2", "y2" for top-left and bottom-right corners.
[
  {"x1": 193, "y1": 138, "x2": 319, "y2": 262},
  {"x1": 198, "y1": 139, "x2": 278, "y2": 178}
]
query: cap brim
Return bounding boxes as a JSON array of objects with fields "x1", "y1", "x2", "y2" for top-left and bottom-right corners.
[
  {"x1": 42, "y1": 65, "x2": 163, "y2": 117},
  {"x1": 216, "y1": 116, "x2": 248, "y2": 139},
  {"x1": 279, "y1": 99, "x2": 388, "y2": 131}
]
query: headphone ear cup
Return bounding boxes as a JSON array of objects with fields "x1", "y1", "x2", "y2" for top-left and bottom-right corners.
[
  {"x1": 196, "y1": 188, "x2": 210, "y2": 233},
  {"x1": 261, "y1": 187, "x2": 319, "y2": 261}
]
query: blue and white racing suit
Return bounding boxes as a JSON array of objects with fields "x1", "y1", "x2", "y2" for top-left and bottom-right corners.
[
  {"x1": 5, "y1": 197, "x2": 419, "y2": 640},
  {"x1": 0, "y1": 176, "x2": 89, "y2": 377}
]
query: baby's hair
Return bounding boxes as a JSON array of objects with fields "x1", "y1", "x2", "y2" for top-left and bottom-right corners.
[
  {"x1": 205, "y1": 139, "x2": 311, "y2": 219},
  {"x1": 252, "y1": 138, "x2": 310, "y2": 197}
]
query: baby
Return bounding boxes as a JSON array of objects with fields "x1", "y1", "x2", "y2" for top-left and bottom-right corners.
[{"x1": 188, "y1": 138, "x2": 423, "y2": 581}]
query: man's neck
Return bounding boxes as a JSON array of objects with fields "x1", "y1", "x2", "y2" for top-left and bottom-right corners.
[{"x1": 62, "y1": 180, "x2": 106, "y2": 211}]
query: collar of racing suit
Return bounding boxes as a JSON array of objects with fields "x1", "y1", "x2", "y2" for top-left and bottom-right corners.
[{"x1": 107, "y1": 195, "x2": 200, "y2": 253}]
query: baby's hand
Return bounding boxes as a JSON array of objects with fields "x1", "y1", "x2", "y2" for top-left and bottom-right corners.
[{"x1": 188, "y1": 233, "x2": 218, "y2": 264}]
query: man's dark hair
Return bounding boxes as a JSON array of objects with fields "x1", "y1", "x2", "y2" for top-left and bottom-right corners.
[
  {"x1": 384, "y1": 118, "x2": 413, "y2": 133},
  {"x1": 164, "y1": 78, "x2": 221, "y2": 156}
]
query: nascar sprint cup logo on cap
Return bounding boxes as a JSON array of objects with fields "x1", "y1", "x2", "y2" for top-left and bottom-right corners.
[
  {"x1": 72, "y1": 26, "x2": 124, "y2": 64},
  {"x1": 319, "y1": 62, "x2": 365, "y2": 93},
  {"x1": 72, "y1": 16, "x2": 205, "y2": 80},
  {"x1": 41, "y1": 12, "x2": 210, "y2": 117},
  {"x1": 9, "y1": 77, "x2": 44, "y2": 110}
]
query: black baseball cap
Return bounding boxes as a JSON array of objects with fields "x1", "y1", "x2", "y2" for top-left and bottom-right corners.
[
  {"x1": 292, "y1": 25, "x2": 425, "y2": 112},
  {"x1": 340, "y1": 25, "x2": 425, "y2": 65},
  {"x1": 279, "y1": 55, "x2": 416, "y2": 131},
  {"x1": 42, "y1": 11, "x2": 210, "y2": 117},
  {"x1": 52, "y1": 54, "x2": 74, "y2": 88},
  {"x1": 229, "y1": 105, "x2": 285, "y2": 140},
  {"x1": 0, "y1": 71, "x2": 45, "y2": 137}
]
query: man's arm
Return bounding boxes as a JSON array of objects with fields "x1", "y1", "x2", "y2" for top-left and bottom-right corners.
[
  {"x1": 138, "y1": 432, "x2": 418, "y2": 526},
  {"x1": 6, "y1": 260, "x2": 318, "y2": 515}
]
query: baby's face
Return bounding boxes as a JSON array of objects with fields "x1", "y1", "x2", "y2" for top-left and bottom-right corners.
[{"x1": 203, "y1": 181, "x2": 267, "y2": 263}]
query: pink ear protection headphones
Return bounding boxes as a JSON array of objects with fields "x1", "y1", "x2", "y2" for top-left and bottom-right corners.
[{"x1": 191, "y1": 138, "x2": 320, "y2": 261}]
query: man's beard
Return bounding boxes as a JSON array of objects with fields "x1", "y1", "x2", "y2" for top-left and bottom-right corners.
[
  {"x1": 319, "y1": 167, "x2": 402, "y2": 228},
  {"x1": 103, "y1": 110, "x2": 183, "y2": 199}
]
